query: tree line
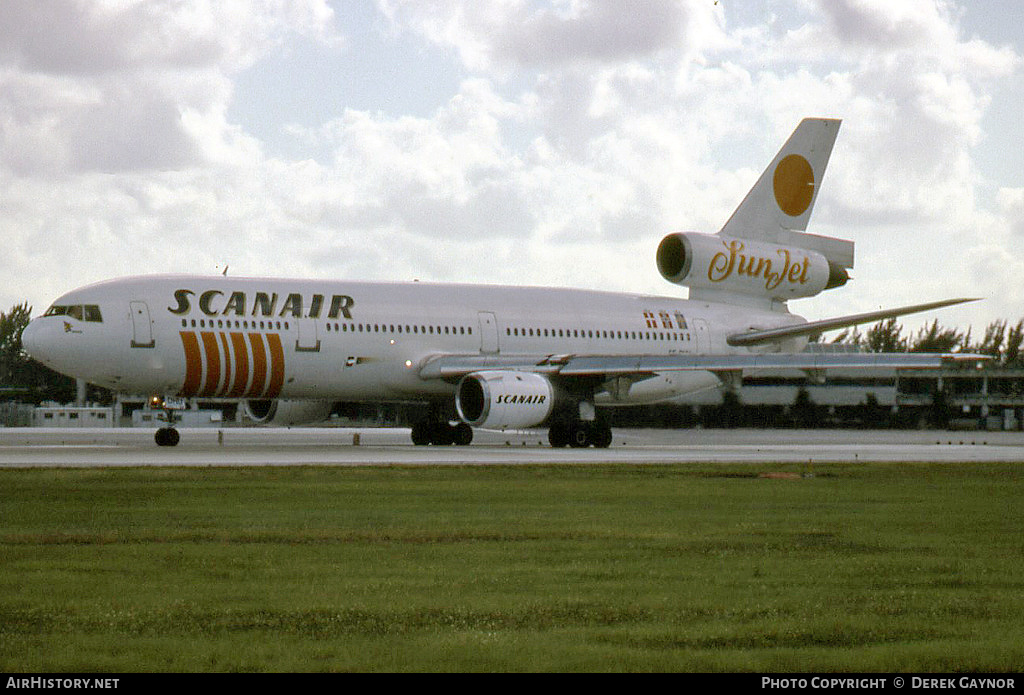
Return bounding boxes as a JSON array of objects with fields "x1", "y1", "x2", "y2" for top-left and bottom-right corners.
[
  {"x1": 830, "y1": 317, "x2": 1024, "y2": 366},
  {"x1": 0, "y1": 302, "x2": 77, "y2": 403}
]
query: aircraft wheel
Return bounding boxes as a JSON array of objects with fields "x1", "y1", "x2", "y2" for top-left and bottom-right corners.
[
  {"x1": 591, "y1": 423, "x2": 612, "y2": 449},
  {"x1": 429, "y1": 423, "x2": 454, "y2": 446},
  {"x1": 155, "y1": 427, "x2": 180, "y2": 447},
  {"x1": 411, "y1": 421, "x2": 431, "y2": 446},
  {"x1": 453, "y1": 423, "x2": 473, "y2": 446},
  {"x1": 548, "y1": 422, "x2": 569, "y2": 448},
  {"x1": 568, "y1": 422, "x2": 590, "y2": 448}
]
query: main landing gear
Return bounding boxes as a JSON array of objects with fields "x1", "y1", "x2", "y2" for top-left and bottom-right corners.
[
  {"x1": 547, "y1": 420, "x2": 613, "y2": 448},
  {"x1": 411, "y1": 420, "x2": 474, "y2": 446}
]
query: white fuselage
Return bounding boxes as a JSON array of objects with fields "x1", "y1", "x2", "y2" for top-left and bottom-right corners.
[{"x1": 22, "y1": 274, "x2": 804, "y2": 405}]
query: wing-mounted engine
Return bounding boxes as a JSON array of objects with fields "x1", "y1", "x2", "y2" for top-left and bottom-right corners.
[
  {"x1": 657, "y1": 232, "x2": 848, "y2": 302},
  {"x1": 243, "y1": 399, "x2": 333, "y2": 426},
  {"x1": 455, "y1": 371, "x2": 556, "y2": 430}
]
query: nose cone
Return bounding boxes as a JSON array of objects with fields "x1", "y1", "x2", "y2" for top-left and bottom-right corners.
[
  {"x1": 20, "y1": 317, "x2": 66, "y2": 373},
  {"x1": 20, "y1": 318, "x2": 45, "y2": 362}
]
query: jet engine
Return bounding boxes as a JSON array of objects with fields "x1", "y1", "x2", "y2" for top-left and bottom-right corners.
[
  {"x1": 243, "y1": 399, "x2": 333, "y2": 426},
  {"x1": 455, "y1": 371, "x2": 556, "y2": 430},
  {"x1": 656, "y1": 232, "x2": 847, "y2": 300}
]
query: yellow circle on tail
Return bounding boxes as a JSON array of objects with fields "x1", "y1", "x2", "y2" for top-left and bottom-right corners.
[{"x1": 773, "y1": 154, "x2": 814, "y2": 217}]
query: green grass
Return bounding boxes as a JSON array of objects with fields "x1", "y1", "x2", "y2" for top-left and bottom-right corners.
[{"x1": 1, "y1": 463, "x2": 1023, "y2": 671}]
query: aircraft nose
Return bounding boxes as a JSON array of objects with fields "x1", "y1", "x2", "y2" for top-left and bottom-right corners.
[
  {"x1": 21, "y1": 318, "x2": 42, "y2": 359},
  {"x1": 21, "y1": 317, "x2": 56, "y2": 367}
]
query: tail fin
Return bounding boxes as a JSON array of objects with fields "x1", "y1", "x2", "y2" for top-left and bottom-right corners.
[{"x1": 720, "y1": 118, "x2": 853, "y2": 269}]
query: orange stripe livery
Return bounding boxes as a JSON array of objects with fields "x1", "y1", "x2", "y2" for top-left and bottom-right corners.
[{"x1": 178, "y1": 330, "x2": 285, "y2": 399}]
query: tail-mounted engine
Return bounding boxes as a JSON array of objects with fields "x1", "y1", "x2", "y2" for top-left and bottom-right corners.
[
  {"x1": 455, "y1": 371, "x2": 556, "y2": 430},
  {"x1": 657, "y1": 232, "x2": 848, "y2": 301}
]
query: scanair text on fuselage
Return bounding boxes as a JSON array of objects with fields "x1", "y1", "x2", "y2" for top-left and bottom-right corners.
[{"x1": 168, "y1": 289, "x2": 355, "y2": 320}]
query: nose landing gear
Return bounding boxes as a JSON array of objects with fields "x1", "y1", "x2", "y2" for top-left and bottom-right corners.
[
  {"x1": 150, "y1": 395, "x2": 184, "y2": 447},
  {"x1": 154, "y1": 427, "x2": 180, "y2": 447}
]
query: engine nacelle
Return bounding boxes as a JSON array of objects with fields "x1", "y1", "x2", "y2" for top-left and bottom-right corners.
[
  {"x1": 243, "y1": 399, "x2": 333, "y2": 426},
  {"x1": 455, "y1": 371, "x2": 556, "y2": 430},
  {"x1": 656, "y1": 232, "x2": 847, "y2": 301},
  {"x1": 599, "y1": 371, "x2": 722, "y2": 404}
]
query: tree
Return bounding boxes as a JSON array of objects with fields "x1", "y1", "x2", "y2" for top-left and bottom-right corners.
[
  {"x1": 791, "y1": 388, "x2": 820, "y2": 428},
  {"x1": 910, "y1": 319, "x2": 964, "y2": 353},
  {"x1": 0, "y1": 303, "x2": 33, "y2": 386},
  {"x1": 0, "y1": 303, "x2": 77, "y2": 403},
  {"x1": 831, "y1": 326, "x2": 863, "y2": 346},
  {"x1": 866, "y1": 318, "x2": 907, "y2": 353},
  {"x1": 975, "y1": 319, "x2": 1007, "y2": 361},
  {"x1": 1005, "y1": 320, "x2": 1024, "y2": 367}
]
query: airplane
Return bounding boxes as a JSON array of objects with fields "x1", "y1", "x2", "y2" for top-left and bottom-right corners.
[{"x1": 21, "y1": 118, "x2": 982, "y2": 448}]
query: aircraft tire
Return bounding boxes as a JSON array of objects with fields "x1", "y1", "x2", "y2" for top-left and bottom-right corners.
[
  {"x1": 155, "y1": 427, "x2": 180, "y2": 447},
  {"x1": 429, "y1": 423, "x2": 454, "y2": 445},
  {"x1": 548, "y1": 422, "x2": 569, "y2": 448},
  {"x1": 568, "y1": 422, "x2": 590, "y2": 448},
  {"x1": 411, "y1": 421, "x2": 431, "y2": 446},
  {"x1": 591, "y1": 423, "x2": 612, "y2": 449},
  {"x1": 453, "y1": 423, "x2": 473, "y2": 446}
]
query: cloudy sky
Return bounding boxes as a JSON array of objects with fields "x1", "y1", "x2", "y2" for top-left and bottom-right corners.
[{"x1": 2, "y1": 0, "x2": 1022, "y2": 337}]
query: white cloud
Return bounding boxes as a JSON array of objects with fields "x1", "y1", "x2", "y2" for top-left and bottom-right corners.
[
  {"x1": 1, "y1": 0, "x2": 1022, "y2": 339},
  {"x1": 376, "y1": 0, "x2": 724, "y2": 71}
]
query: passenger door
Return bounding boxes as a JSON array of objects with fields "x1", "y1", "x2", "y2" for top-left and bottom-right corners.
[
  {"x1": 478, "y1": 311, "x2": 499, "y2": 354},
  {"x1": 130, "y1": 301, "x2": 155, "y2": 348}
]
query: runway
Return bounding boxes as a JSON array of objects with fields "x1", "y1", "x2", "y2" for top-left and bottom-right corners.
[{"x1": 1, "y1": 426, "x2": 1023, "y2": 467}]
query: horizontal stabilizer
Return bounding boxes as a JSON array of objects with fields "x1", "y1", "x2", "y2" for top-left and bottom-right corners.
[{"x1": 726, "y1": 298, "x2": 981, "y2": 347}]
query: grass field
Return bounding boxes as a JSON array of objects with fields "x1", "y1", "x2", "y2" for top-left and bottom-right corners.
[{"x1": 1, "y1": 462, "x2": 1023, "y2": 672}]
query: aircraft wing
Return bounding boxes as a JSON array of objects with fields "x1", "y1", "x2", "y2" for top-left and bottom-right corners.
[
  {"x1": 726, "y1": 298, "x2": 980, "y2": 347},
  {"x1": 418, "y1": 351, "x2": 987, "y2": 381}
]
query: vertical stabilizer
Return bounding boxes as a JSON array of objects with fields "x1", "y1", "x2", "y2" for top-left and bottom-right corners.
[{"x1": 719, "y1": 119, "x2": 846, "y2": 261}]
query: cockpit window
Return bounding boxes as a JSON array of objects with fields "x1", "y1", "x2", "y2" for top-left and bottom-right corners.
[{"x1": 44, "y1": 304, "x2": 103, "y2": 322}]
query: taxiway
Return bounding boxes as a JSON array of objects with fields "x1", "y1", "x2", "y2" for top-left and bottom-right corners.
[{"x1": 1, "y1": 427, "x2": 1023, "y2": 467}]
